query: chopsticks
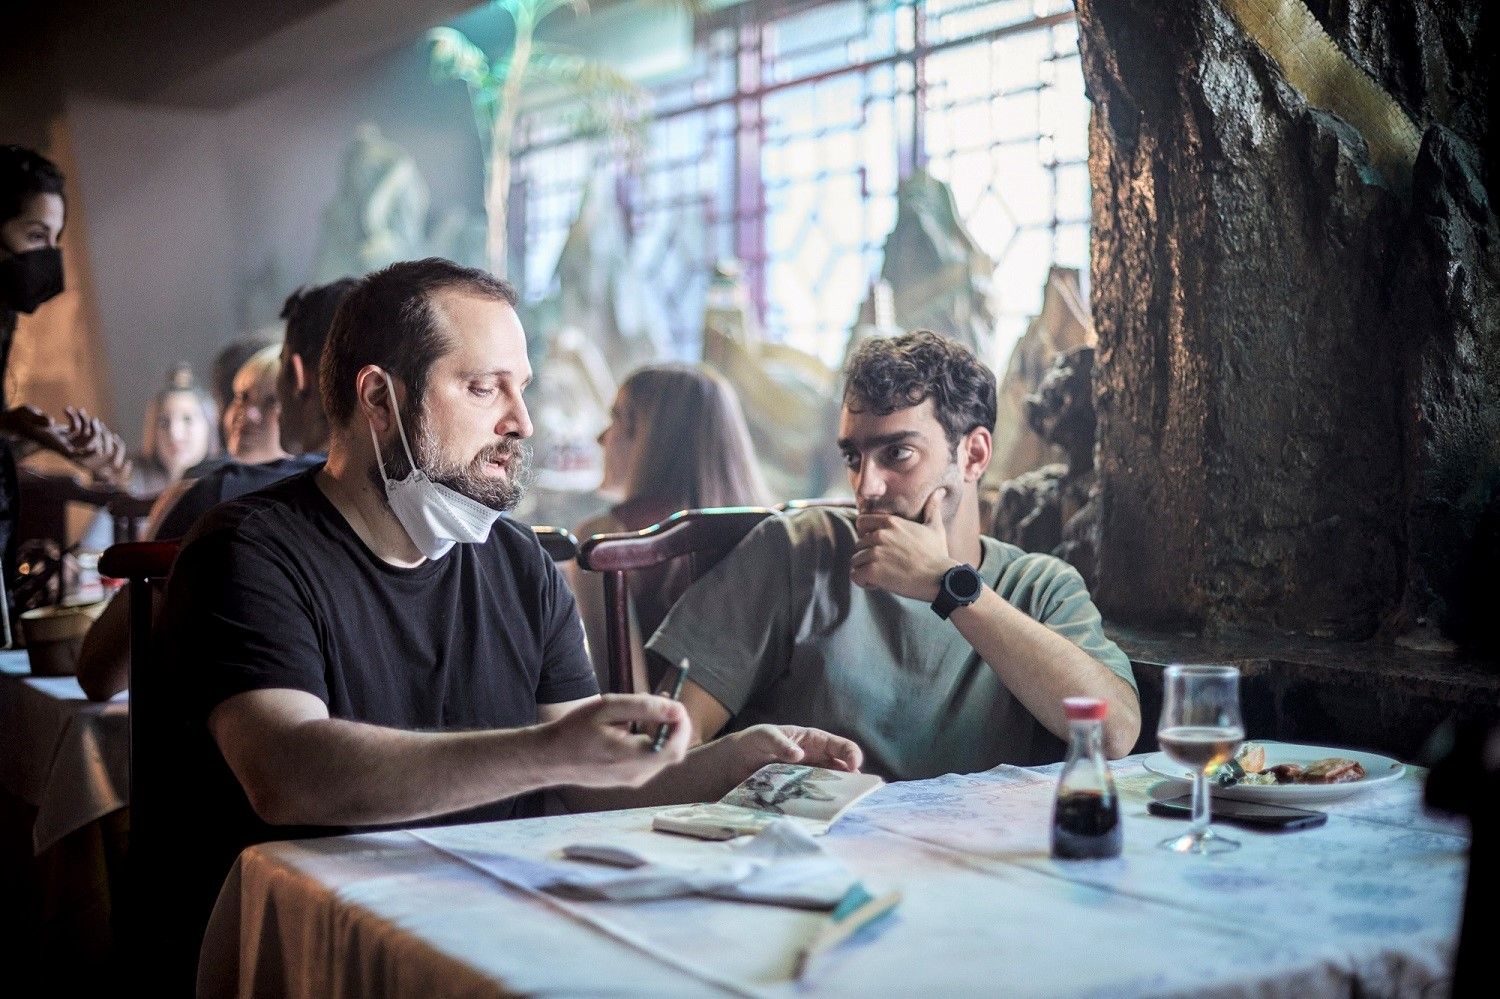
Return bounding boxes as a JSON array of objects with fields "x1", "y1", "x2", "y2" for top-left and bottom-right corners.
[{"x1": 793, "y1": 885, "x2": 902, "y2": 979}]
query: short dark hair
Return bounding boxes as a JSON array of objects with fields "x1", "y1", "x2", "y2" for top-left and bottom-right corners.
[
  {"x1": 320, "y1": 258, "x2": 518, "y2": 427},
  {"x1": 843, "y1": 330, "x2": 997, "y2": 446},
  {"x1": 282, "y1": 277, "x2": 359, "y2": 375},
  {"x1": 0, "y1": 145, "x2": 65, "y2": 225}
]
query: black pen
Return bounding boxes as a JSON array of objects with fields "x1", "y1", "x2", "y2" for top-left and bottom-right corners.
[{"x1": 651, "y1": 658, "x2": 690, "y2": 752}]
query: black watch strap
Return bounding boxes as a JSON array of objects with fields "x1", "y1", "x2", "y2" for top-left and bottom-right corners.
[{"x1": 932, "y1": 563, "x2": 983, "y2": 619}]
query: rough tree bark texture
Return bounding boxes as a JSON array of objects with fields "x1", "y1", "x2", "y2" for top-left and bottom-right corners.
[{"x1": 1075, "y1": 0, "x2": 1495, "y2": 643}]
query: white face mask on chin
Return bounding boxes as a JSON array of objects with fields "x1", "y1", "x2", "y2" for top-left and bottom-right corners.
[{"x1": 369, "y1": 372, "x2": 502, "y2": 560}]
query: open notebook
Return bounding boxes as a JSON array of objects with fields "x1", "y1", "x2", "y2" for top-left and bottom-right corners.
[{"x1": 653, "y1": 763, "x2": 884, "y2": 840}]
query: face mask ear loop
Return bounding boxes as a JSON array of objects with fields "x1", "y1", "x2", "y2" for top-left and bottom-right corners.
[
  {"x1": 367, "y1": 419, "x2": 393, "y2": 481},
  {"x1": 378, "y1": 370, "x2": 422, "y2": 477}
]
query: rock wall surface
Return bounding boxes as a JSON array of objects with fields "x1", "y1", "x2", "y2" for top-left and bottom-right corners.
[{"x1": 1076, "y1": 0, "x2": 1495, "y2": 644}]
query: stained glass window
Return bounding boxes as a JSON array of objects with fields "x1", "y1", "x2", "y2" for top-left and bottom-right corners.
[{"x1": 511, "y1": 0, "x2": 1089, "y2": 370}]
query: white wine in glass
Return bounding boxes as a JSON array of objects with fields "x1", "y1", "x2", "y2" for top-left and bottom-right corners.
[{"x1": 1157, "y1": 664, "x2": 1244, "y2": 854}]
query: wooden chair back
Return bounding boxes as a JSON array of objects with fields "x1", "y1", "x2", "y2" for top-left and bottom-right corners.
[
  {"x1": 98, "y1": 539, "x2": 195, "y2": 989},
  {"x1": 107, "y1": 492, "x2": 159, "y2": 543},
  {"x1": 777, "y1": 498, "x2": 856, "y2": 512},
  {"x1": 96, "y1": 542, "x2": 179, "y2": 864},
  {"x1": 577, "y1": 507, "x2": 776, "y2": 694},
  {"x1": 533, "y1": 525, "x2": 580, "y2": 563}
]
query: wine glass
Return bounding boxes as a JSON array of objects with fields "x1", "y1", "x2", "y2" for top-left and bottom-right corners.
[{"x1": 1157, "y1": 664, "x2": 1244, "y2": 854}]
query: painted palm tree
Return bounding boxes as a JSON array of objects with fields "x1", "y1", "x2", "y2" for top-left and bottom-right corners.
[{"x1": 429, "y1": 0, "x2": 668, "y2": 276}]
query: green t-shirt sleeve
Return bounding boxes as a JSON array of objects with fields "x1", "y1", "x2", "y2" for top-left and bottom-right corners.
[
  {"x1": 1003, "y1": 552, "x2": 1137, "y2": 693},
  {"x1": 645, "y1": 515, "x2": 797, "y2": 716}
]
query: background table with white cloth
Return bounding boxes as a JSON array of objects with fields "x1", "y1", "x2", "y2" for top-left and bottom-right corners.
[
  {"x1": 200, "y1": 754, "x2": 1468, "y2": 998},
  {"x1": 0, "y1": 647, "x2": 130, "y2": 990},
  {"x1": 0, "y1": 649, "x2": 128, "y2": 854}
]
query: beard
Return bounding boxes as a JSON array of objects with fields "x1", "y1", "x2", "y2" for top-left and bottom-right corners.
[{"x1": 378, "y1": 406, "x2": 533, "y2": 512}]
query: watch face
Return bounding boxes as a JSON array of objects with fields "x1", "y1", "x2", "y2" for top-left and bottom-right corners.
[{"x1": 947, "y1": 565, "x2": 982, "y2": 601}]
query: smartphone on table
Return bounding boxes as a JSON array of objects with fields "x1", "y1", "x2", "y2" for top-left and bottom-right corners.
[{"x1": 1148, "y1": 795, "x2": 1327, "y2": 831}]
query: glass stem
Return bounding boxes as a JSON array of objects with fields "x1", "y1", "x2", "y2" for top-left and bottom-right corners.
[{"x1": 1190, "y1": 771, "x2": 1210, "y2": 839}]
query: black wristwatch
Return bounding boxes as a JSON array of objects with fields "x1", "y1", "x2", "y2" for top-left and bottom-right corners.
[{"x1": 932, "y1": 563, "x2": 983, "y2": 619}]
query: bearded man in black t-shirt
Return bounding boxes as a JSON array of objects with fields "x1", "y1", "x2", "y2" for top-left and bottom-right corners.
[{"x1": 159, "y1": 259, "x2": 862, "y2": 975}]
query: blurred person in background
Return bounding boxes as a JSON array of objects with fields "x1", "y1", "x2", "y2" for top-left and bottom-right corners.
[
  {"x1": 143, "y1": 344, "x2": 286, "y2": 538},
  {"x1": 78, "y1": 280, "x2": 354, "y2": 700},
  {"x1": 572, "y1": 363, "x2": 771, "y2": 692},
  {"x1": 76, "y1": 365, "x2": 219, "y2": 553},
  {"x1": 195, "y1": 330, "x2": 281, "y2": 468},
  {"x1": 223, "y1": 344, "x2": 288, "y2": 464},
  {"x1": 132, "y1": 366, "x2": 218, "y2": 494},
  {"x1": 0, "y1": 144, "x2": 128, "y2": 587},
  {"x1": 148, "y1": 280, "x2": 356, "y2": 543}
]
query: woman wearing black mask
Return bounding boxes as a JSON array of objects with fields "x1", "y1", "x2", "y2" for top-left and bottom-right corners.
[{"x1": 0, "y1": 145, "x2": 128, "y2": 586}]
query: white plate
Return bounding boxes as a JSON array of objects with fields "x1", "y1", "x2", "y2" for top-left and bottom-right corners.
[{"x1": 1142, "y1": 741, "x2": 1407, "y2": 804}]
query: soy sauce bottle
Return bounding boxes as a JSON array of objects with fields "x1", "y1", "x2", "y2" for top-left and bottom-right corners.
[{"x1": 1050, "y1": 696, "x2": 1122, "y2": 859}]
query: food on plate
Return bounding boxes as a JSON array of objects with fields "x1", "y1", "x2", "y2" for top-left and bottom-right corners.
[
  {"x1": 1300, "y1": 757, "x2": 1366, "y2": 784},
  {"x1": 1212, "y1": 744, "x2": 1366, "y2": 786},
  {"x1": 1213, "y1": 743, "x2": 1266, "y2": 787},
  {"x1": 1264, "y1": 763, "x2": 1305, "y2": 783}
]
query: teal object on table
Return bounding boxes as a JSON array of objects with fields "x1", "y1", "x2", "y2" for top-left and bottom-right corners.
[{"x1": 794, "y1": 881, "x2": 902, "y2": 978}]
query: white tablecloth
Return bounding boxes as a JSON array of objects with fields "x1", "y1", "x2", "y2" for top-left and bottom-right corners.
[
  {"x1": 200, "y1": 755, "x2": 1467, "y2": 998},
  {"x1": 0, "y1": 649, "x2": 129, "y2": 853}
]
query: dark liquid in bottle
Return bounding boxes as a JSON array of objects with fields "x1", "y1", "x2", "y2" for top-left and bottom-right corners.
[{"x1": 1051, "y1": 790, "x2": 1122, "y2": 859}]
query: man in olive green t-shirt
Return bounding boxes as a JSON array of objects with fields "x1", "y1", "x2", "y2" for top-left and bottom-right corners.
[{"x1": 648, "y1": 331, "x2": 1140, "y2": 781}]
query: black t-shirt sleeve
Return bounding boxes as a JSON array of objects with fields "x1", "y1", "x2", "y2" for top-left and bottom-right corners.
[
  {"x1": 533, "y1": 546, "x2": 599, "y2": 705},
  {"x1": 167, "y1": 518, "x2": 329, "y2": 718}
]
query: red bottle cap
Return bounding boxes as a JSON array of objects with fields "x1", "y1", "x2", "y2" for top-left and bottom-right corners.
[{"x1": 1063, "y1": 697, "x2": 1107, "y2": 721}]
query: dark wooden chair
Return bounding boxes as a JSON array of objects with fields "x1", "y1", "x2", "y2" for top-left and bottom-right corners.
[
  {"x1": 97, "y1": 541, "x2": 181, "y2": 986},
  {"x1": 97, "y1": 541, "x2": 179, "y2": 861},
  {"x1": 533, "y1": 525, "x2": 580, "y2": 563},
  {"x1": 107, "y1": 492, "x2": 159, "y2": 543},
  {"x1": 577, "y1": 507, "x2": 776, "y2": 694},
  {"x1": 1424, "y1": 718, "x2": 1499, "y2": 994},
  {"x1": 102, "y1": 539, "x2": 224, "y2": 990}
]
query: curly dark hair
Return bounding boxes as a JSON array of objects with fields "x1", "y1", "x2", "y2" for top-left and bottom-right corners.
[
  {"x1": 843, "y1": 330, "x2": 997, "y2": 447},
  {"x1": 0, "y1": 145, "x2": 65, "y2": 225},
  {"x1": 320, "y1": 258, "x2": 518, "y2": 427}
]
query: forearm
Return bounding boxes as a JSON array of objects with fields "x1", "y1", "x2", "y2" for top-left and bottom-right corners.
[
  {"x1": 218, "y1": 689, "x2": 693, "y2": 829},
  {"x1": 5, "y1": 435, "x2": 39, "y2": 459},
  {"x1": 77, "y1": 589, "x2": 131, "y2": 701},
  {"x1": 952, "y1": 589, "x2": 1140, "y2": 756},
  {"x1": 559, "y1": 733, "x2": 760, "y2": 813},
  {"x1": 233, "y1": 717, "x2": 565, "y2": 827}
]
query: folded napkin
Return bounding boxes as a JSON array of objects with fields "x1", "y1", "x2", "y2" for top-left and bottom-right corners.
[{"x1": 557, "y1": 819, "x2": 856, "y2": 909}]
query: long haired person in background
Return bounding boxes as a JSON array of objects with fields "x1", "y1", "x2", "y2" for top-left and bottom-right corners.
[
  {"x1": 133, "y1": 365, "x2": 218, "y2": 493},
  {"x1": 573, "y1": 363, "x2": 771, "y2": 691}
]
